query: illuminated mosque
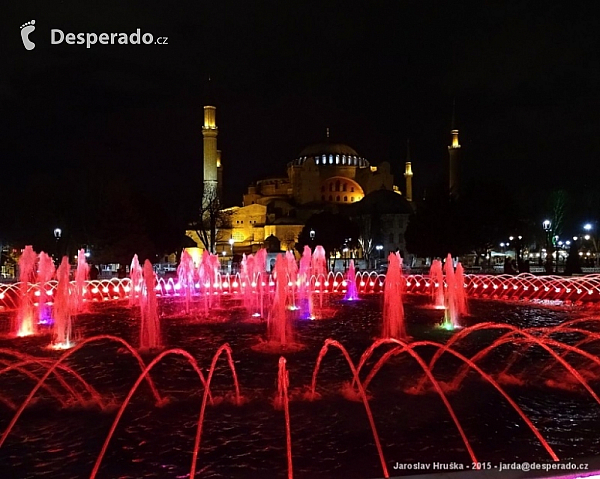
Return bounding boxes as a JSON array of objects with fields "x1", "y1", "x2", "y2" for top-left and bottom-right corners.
[{"x1": 187, "y1": 103, "x2": 460, "y2": 265}]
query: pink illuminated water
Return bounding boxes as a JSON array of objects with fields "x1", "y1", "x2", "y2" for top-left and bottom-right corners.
[
  {"x1": 129, "y1": 254, "x2": 143, "y2": 307},
  {"x1": 297, "y1": 245, "x2": 312, "y2": 317},
  {"x1": 382, "y1": 252, "x2": 406, "y2": 339},
  {"x1": 15, "y1": 245, "x2": 37, "y2": 337},
  {"x1": 285, "y1": 250, "x2": 298, "y2": 309},
  {"x1": 139, "y1": 260, "x2": 160, "y2": 350},
  {"x1": 177, "y1": 250, "x2": 195, "y2": 314},
  {"x1": 74, "y1": 249, "x2": 88, "y2": 313},
  {"x1": 52, "y1": 256, "x2": 73, "y2": 349},
  {"x1": 267, "y1": 255, "x2": 294, "y2": 345},
  {"x1": 37, "y1": 252, "x2": 55, "y2": 325},
  {"x1": 343, "y1": 260, "x2": 359, "y2": 301},
  {"x1": 311, "y1": 245, "x2": 327, "y2": 313},
  {"x1": 254, "y1": 248, "x2": 267, "y2": 318},
  {"x1": 429, "y1": 259, "x2": 444, "y2": 308},
  {"x1": 442, "y1": 254, "x2": 465, "y2": 329}
]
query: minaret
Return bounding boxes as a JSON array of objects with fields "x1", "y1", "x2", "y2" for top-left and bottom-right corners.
[
  {"x1": 448, "y1": 100, "x2": 461, "y2": 198},
  {"x1": 216, "y1": 149, "x2": 223, "y2": 200},
  {"x1": 202, "y1": 105, "x2": 218, "y2": 200},
  {"x1": 404, "y1": 139, "x2": 413, "y2": 202}
]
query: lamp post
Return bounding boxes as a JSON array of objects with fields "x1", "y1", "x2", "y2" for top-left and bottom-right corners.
[
  {"x1": 542, "y1": 219, "x2": 553, "y2": 274},
  {"x1": 375, "y1": 244, "x2": 383, "y2": 271},
  {"x1": 54, "y1": 228, "x2": 62, "y2": 263}
]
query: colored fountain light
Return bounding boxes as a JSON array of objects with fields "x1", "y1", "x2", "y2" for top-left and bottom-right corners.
[
  {"x1": 382, "y1": 252, "x2": 406, "y2": 339},
  {"x1": 51, "y1": 256, "x2": 74, "y2": 349},
  {"x1": 139, "y1": 260, "x2": 161, "y2": 350},
  {"x1": 2, "y1": 246, "x2": 600, "y2": 477},
  {"x1": 343, "y1": 260, "x2": 359, "y2": 301}
]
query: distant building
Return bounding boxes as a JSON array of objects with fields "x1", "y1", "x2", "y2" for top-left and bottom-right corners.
[{"x1": 186, "y1": 103, "x2": 457, "y2": 265}]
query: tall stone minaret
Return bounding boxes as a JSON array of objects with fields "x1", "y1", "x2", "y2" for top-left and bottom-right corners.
[
  {"x1": 448, "y1": 100, "x2": 461, "y2": 198},
  {"x1": 404, "y1": 139, "x2": 413, "y2": 202},
  {"x1": 202, "y1": 105, "x2": 218, "y2": 201},
  {"x1": 216, "y1": 149, "x2": 223, "y2": 200}
]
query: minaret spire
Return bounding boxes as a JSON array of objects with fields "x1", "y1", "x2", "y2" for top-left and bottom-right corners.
[
  {"x1": 448, "y1": 98, "x2": 461, "y2": 198},
  {"x1": 404, "y1": 139, "x2": 413, "y2": 202}
]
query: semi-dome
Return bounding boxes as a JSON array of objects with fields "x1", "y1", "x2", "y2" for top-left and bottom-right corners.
[{"x1": 290, "y1": 141, "x2": 369, "y2": 167}]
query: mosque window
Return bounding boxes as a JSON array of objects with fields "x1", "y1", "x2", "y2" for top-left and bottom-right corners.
[
  {"x1": 342, "y1": 155, "x2": 345, "y2": 164},
  {"x1": 351, "y1": 186, "x2": 355, "y2": 192},
  {"x1": 344, "y1": 196, "x2": 348, "y2": 202},
  {"x1": 315, "y1": 158, "x2": 319, "y2": 165},
  {"x1": 322, "y1": 155, "x2": 326, "y2": 163},
  {"x1": 342, "y1": 183, "x2": 347, "y2": 191},
  {"x1": 336, "y1": 195, "x2": 340, "y2": 201},
  {"x1": 351, "y1": 197, "x2": 354, "y2": 202},
  {"x1": 329, "y1": 155, "x2": 333, "y2": 164},
  {"x1": 336, "y1": 155, "x2": 339, "y2": 164}
]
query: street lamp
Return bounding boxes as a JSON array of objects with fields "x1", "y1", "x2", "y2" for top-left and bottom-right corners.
[
  {"x1": 542, "y1": 219, "x2": 553, "y2": 273},
  {"x1": 54, "y1": 228, "x2": 62, "y2": 262},
  {"x1": 228, "y1": 237, "x2": 234, "y2": 254},
  {"x1": 375, "y1": 244, "x2": 383, "y2": 270},
  {"x1": 309, "y1": 229, "x2": 315, "y2": 241}
]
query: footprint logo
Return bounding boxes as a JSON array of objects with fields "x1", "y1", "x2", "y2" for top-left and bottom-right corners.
[{"x1": 20, "y1": 20, "x2": 36, "y2": 51}]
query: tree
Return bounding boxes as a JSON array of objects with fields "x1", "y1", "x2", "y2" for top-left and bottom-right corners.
[
  {"x1": 191, "y1": 187, "x2": 231, "y2": 253},
  {"x1": 353, "y1": 210, "x2": 381, "y2": 269},
  {"x1": 296, "y1": 212, "x2": 359, "y2": 266}
]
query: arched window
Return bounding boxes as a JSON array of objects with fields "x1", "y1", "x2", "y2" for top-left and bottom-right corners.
[
  {"x1": 344, "y1": 196, "x2": 348, "y2": 202},
  {"x1": 336, "y1": 155, "x2": 339, "y2": 164},
  {"x1": 351, "y1": 197, "x2": 354, "y2": 202},
  {"x1": 351, "y1": 186, "x2": 355, "y2": 192},
  {"x1": 342, "y1": 155, "x2": 346, "y2": 164},
  {"x1": 329, "y1": 155, "x2": 333, "y2": 164},
  {"x1": 316, "y1": 158, "x2": 319, "y2": 165}
]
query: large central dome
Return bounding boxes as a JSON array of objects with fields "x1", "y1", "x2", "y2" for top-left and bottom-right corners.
[
  {"x1": 299, "y1": 142, "x2": 359, "y2": 157},
  {"x1": 290, "y1": 141, "x2": 369, "y2": 167}
]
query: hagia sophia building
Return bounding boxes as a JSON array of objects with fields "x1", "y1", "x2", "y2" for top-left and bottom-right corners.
[{"x1": 186, "y1": 103, "x2": 461, "y2": 267}]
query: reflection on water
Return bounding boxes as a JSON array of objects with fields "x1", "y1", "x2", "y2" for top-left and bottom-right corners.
[{"x1": 0, "y1": 295, "x2": 599, "y2": 478}]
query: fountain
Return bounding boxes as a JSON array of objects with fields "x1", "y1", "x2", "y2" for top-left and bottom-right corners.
[
  {"x1": 74, "y1": 249, "x2": 89, "y2": 313},
  {"x1": 177, "y1": 249, "x2": 196, "y2": 314},
  {"x1": 310, "y1": 245, "x2": 328, "y2": 315},
  {"x1": 139, "y1": 259, "x2": 161, "y2": 350},
  {"x1": 14, "y1": 245, "x2": 37, "y2": 337},
  {"x1": 429, "y1": 259, "x2": 445, "y2": 309},
  {"x1": 382, "y1": 252, "x2": 406, "y2": 339},
  {"x1": 129, "y1": 254, "x2": 143, "y2": 307},
  {"x1": 1, "y1": 247, "x2": 600, "y2": 478},
  {"x1": 267, "y1": 255, "x2": 294, "y2": 346},
  {"x1": 52, "y1": 256, "x2": 73, "y2": 349},
  {"x1": 343, "y1": 259, "x2": 359, "y2": 301},
  {"x1": 37, "y1": 251, "x2": 55, "y2": 325},
  {"x1": 441, "y1": 253, "x2": 465, "y2": 330}
]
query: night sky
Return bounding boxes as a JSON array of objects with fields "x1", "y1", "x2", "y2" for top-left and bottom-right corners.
[{"x1": 2, "y1": 1, "x2": 600, "y2": 244}]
